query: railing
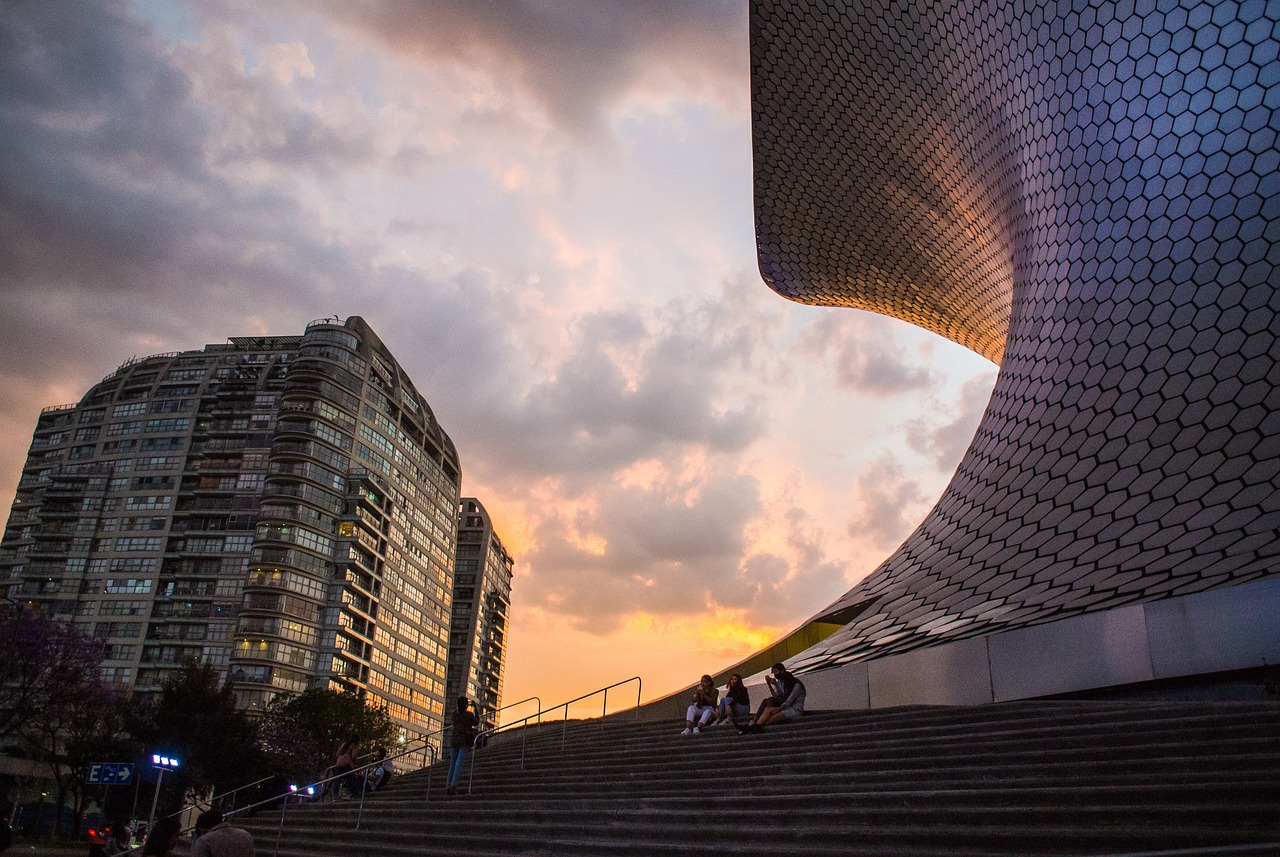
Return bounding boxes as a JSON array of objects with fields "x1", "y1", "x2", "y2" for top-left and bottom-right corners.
[
  {"x1": 138, "y1": 682, "x2": 635, "y2": 851},
  {"x1": 467, "y1": 676, "x2": 641, "y2": 792},
  {"x1": 484, "y1": 694, "x2": 542, "y2": 730},
  {"x1": 223, "y1": 731, "x2": 443, "y2": 857}
]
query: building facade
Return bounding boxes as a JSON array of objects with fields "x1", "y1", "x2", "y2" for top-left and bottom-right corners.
[
  {"x1": 446, "y1": 499, "x2": 513, "y2": 732},
  {"x1": 743, "y1": 0, "x2": 1280, "y2": 705},
  {"x1": 1, "y1": 316, "x2": 460, "y2": 746}
]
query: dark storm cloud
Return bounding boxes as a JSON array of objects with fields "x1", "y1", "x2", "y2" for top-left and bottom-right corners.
[
  {"x1": 316, "y1": 0, "x2": 747, "y2": 136},
  {"x1": 0, "y1": 0, "x2": 386, "y2": 505},
  {"x1": 0, "y1": 1, "x2": 372, "y2": 312}
]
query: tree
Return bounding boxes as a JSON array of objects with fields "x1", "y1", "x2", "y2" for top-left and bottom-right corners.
[
  {"x1": 257, "y1": 689, "x2": 396, "y2": 784},
  {"x1": 128, "y1": 662, "x2": 263, "y2": 811},
  {"x1": 0, "y1": 602, "x2": 133, "y2": 839},
  {"x1": 0, "y1": 601, "x2": 104, "y2": 743},
  {"x1": 23, "y1": 684, "x2": 136, "y2": 839}
]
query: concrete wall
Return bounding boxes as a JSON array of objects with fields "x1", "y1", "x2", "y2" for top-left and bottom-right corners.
[{"x1": 781, "y1": 577, "x2": 1280, "y2": 710}]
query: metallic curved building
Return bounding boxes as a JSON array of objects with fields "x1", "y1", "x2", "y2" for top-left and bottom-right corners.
[{"x1": 751, "y1": 0, "x2": 1280, "y2": 704}]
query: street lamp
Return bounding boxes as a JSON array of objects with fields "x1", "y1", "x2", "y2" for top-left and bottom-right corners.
[{"x1": 146, "y1": 753, "x2": 181, "y2": 835}]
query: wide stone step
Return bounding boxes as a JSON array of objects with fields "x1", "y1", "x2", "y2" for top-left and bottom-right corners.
[
  {"x1": 246, "y1": 814, "x2": 1280, "y2": 857},
  {"x1": 234, "y1": 700, "x2": 1280, "y2": 857}
]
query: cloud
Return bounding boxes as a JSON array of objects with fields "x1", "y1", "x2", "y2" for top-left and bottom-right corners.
[
  {"x1": 846, "y1": 453, "x2": 932, "y2": 552},
  {"x1": 795, "y1": 312, "x2": 937, "y2": 395},
  {"x1": 905, "y1": 374, "x2": 995, "y2": 469},
  {"x1": 0, "y1": 0, "x2": 999, "y2": 706},
  {"x1": 315, "y1": 0, "x2": 749, "y2": 137}
]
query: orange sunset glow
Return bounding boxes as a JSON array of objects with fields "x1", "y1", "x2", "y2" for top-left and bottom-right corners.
[{"x1": 0, "y1": 1, "x2": 996, "y2": 710}]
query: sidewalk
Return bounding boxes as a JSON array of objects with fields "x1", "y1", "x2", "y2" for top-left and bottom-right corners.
[{"x1": 3, "y1": 844, "x2": 87, "y2": 856}]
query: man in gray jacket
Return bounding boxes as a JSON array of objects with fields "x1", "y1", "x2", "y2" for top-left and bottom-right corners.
[{"x1": 191, "y1": 809, "x2": 254, "y2": 857}]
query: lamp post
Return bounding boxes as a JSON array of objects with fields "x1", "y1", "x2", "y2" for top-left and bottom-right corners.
[{"x1": 146, "y1": 753, "x2": 181, "y2": 835}]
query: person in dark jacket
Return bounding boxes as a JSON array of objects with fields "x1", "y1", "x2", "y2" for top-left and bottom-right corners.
[
  {"x1": 445, "y1": 697, "x2": 479, "y2": 796},
  {"x1": 711, "y1": 673, "x2": 751, "y2": 726}
]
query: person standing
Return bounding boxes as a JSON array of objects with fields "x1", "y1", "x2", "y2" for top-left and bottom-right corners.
[
  {"x1": 139, "y1": 817, "x2": 181, "y2": 857},
  {"x1": 331, "y1": 734, "x2": 361, "y2": 798},
  {"x1": 190, "y1": 809, "x2": 254, "y2": 857},
  {"x1": 445, "y1": 697, "x2": 479, "y2": 797}
]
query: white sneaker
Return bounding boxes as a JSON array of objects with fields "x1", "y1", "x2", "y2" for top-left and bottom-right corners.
[
  {"x1": 694, "y1": 726, "x2": 702, "y2": 734},
  {"x1": 680, "y1": 727, "x2": 692, "y2": 735}
]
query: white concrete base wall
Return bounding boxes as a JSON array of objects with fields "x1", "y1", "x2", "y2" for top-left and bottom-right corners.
[{"x1": 798, "y1": 576, "x2": 1280, "y2": 709}]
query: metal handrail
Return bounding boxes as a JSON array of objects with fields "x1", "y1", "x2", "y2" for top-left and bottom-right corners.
[
  {"x1": 484, "y1": 694, "x2": 542, "y2": 729},
  {"x1": 466, "y1": 676, "x2": 641, "y2": 792},
  {"x1": 220, "y1": 732, "x2": 442, "y2": 857}
]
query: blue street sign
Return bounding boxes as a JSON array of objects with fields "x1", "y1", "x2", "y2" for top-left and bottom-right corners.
[{"x1": 86, "y1": 762, "x2": 134, "y2": 785}]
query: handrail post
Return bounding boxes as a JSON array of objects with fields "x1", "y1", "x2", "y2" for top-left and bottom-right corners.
[
  {"x1": 272, "y1": 791, "x2": 289, "y2": 857},
  {"x1": 466, "y1": 741, "x2": 475, "y2": 795},
  {"x1": 425, "y1": 744, "x2": 435, "y2": 801}
]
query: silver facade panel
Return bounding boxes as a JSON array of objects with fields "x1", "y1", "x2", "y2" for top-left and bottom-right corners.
[{"x1": 751, "y1": 0, "x2": 1280, "y2": 682}]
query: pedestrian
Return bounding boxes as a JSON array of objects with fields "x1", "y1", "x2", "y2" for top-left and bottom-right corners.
[
  {"x1": 445, "y1": 696, "x2": 479, "y2": 796},
  {"x1": 190, "y1": 809, "x2": 254, "y2": 857},
  {"x1": 140, "y1": 817, "x2": 181, "y2": 856},
  {"x1": 330, "y1": 733, "x2": 361, "y2": 798}
]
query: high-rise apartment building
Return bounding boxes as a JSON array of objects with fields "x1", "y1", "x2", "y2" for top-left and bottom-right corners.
[
  {"x1": 446, "y1": 499, "x2": 513, "y2": 732},
  {"x1": 1, "y1": 317, "x2": 460, "y2": 746}
]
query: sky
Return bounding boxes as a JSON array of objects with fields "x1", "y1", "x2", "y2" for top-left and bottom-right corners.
[{"x1": 0, "y1": 0, "x2": 997, "y2": 713}]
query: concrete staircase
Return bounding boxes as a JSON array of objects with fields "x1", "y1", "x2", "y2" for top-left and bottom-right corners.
[{"x1": 236, "y1": 700, "x2": 1280, "y2": 856}]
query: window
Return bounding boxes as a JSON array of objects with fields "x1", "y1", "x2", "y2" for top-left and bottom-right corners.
[
  {"x1": 125, "y1": 495, "x2": 172, "y2": 511},
  {"x1": 104, "y1": 578, "x2": 153, "y2": 594},
  {"x1": 183, "y1": 538, "x2": 224, "y2": 554},
  {"x1": 144, "y1": 418, "x2": 190, "y2": 433},
  {"x1": 113, "y1": 403, "x2": 147, "y2": 418},
  {"x1": 116, "y1": 537, "x2": 163, "y2": 551},
  {"x1": 225, "y1": 535, "x2": 254, "y2": 553}
]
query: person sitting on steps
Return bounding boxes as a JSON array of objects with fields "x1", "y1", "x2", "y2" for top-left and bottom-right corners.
[
  {"x1": 711, "y1": 673, "x2": 751, "y2": 727},
  {"x1": 740, "y1": 664, "x2": 805, "y2": 734},
  {"x1": 681, "y1": 675, "x2": 719, "y2": 734}
]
